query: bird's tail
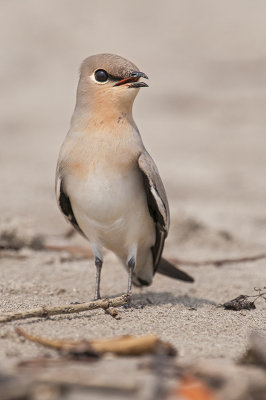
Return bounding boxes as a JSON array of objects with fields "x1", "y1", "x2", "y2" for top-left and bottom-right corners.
[{"x1": 156, "y1": 258, "x2": 194, "y2": 282}]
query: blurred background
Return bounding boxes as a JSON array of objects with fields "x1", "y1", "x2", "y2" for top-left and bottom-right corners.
[{"x1": 1, "y1": 0, "x2": 266, "y2": 251}]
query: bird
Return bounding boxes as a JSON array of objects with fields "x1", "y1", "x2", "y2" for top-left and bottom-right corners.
[{"x1": 56, "y1": 53, "x2": 194, "y2": 300}]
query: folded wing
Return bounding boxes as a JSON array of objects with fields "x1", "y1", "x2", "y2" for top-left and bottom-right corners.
[{"x1": 138, "y1": 152, "x2": 194, "y2": 282}]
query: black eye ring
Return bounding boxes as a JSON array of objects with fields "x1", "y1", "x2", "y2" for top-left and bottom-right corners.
[{"x1": 94, "y1": 69, "x2": 108, "y2": 83}]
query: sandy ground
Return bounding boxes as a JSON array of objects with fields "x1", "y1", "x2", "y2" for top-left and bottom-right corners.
[{"x1": 1, "y1": 1, "x2": 266, "y2": 399}]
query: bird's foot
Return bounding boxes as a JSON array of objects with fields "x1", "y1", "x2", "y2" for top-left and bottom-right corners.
[{"x1": 122, "y1": 290, "x2": 133, "y2": 308}]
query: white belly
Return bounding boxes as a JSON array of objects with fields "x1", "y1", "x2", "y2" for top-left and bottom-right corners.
[{"x1": 65, "y1": 167, "x2": 155, "y2": 260}]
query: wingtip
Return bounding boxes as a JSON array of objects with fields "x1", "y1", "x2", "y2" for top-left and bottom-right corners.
[{"x1": 156, "y1": 258, "x2": 194, "y2": 283}]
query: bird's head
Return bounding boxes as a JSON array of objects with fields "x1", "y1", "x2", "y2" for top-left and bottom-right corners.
[{"x1": 76, "y1": 54, "x2": 148, "y2": 117}]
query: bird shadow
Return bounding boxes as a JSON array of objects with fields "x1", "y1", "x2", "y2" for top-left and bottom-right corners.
[{"x1": 115, "y1": 290, "x2": 216, "y2": 309}]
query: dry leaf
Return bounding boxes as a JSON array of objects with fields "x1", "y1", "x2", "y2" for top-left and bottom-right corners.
[
  {"x1": 15, "y1": 327, "x2": 176, "y2": 358},
  {"x1": 221, "y1": 295, "x2": 256, "y2": 311}
]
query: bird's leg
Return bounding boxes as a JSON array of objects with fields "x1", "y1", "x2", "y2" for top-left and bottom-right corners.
[
  {"x1": 94, "y1": 256, "x2": 103, "y2": 300},
  {"x1": 127, "y1": 256, "x2": 136, "y2": 294}
]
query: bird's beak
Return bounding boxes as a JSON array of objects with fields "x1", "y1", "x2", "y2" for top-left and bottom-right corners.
[{"x1": 114, "y1": 71, "x2": 149, "y2": 88}]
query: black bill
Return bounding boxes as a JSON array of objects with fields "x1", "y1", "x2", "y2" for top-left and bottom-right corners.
[{"x1": 114, "y1": 71, "x2": 149, "y2": 88}]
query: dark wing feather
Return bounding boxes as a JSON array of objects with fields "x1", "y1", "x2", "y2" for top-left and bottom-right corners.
[
  {"x1": 138, "y1": 152, "x2": 169, "y2": 272},
  {"x1": 55, "y1": 172, "x2": 85, "y2": 238}
]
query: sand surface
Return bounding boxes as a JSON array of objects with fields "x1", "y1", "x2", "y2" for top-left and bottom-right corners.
[{"x1": 1, "y1": 1, "x2": 266, "y2": 399}]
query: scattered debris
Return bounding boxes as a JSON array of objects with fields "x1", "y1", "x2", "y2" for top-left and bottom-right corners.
[
  {"x1": 104, "y1": 307, "x2": 121, "y2": 320},
  {"x1": 0, "y1": 369, "x2": 138, "y2": 399},
  {"x1": 63, "y1": 227, "x2": 76, "y2": 238},
  {"x1": 36, "y1": 373, "x2": 139, "y2": 397},
  {"x1": 0, "y1": 216, "x2": 93, "y2": 261},
  {"x1": 170, "y1": 254, "x2": 266, "y2": 267},
  {"x1": 220, "y1": 287, "x2": 266, "y2": 311},
  {"x1": 149, "y1": 341, "x2": 178, "y2": 399},
  {"x1": 173, "y1": 375, "x2": 218, "y2": 400},
  {"x1": 0, "y1": 373, "x2": 33, "y2": 400},
  {"x1": 221, "y1": 295, "x2": 256, "y2": 311},
  {"x1": 240, "y1": 332, "x2": 266, "y2": 368},
  {"x1": 172, "y1": 216, "x2": 206, "y2": 244},
  {"x1": 17, "y1": 357, "x2": 69, "y2": 368},
  {"x1": 15, "y1": 327, "x2": 177, "y2": 357},
  {"x1": 0, "y1": 294, "x2": 131, "y2": 323},
  {"x1": 1, "y1": 216, "x2": 265, "y2": 269},
  {"x1": 0, "y1": 216, "x2": 44, "y2": 251}
]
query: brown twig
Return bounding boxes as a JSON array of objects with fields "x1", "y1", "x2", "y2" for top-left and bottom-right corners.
[
  {"x1": 170, "y1": 253, "x2": 266, "y2": 267},
  {"x1": 104, "y1": 307, "x2": 121, "y2": 320},
  {"x1": 44, "y1": 244, "x2": 266, "y2": 267},
  {"x1": 0, "y1": 294, "x2": 130, "y2": 323},
  {"x1": 44, "y1": 244, "x2": 93, "y2": 258},
  {"x1": 4, "y1": 236, "x2": 265, "y2": 268},
  {"x1": 90, "y1": 335, "x2": 176, "y2": 356}
]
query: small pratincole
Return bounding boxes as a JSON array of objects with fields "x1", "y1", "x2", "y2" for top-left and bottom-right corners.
[{"x1": 56, "y1": 53, "x2": 194, "y2": 299}]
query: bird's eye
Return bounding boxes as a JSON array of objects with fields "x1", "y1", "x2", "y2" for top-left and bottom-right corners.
[{"x1": 94, "y1": 69, "x2": 108, "y2": 83}]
